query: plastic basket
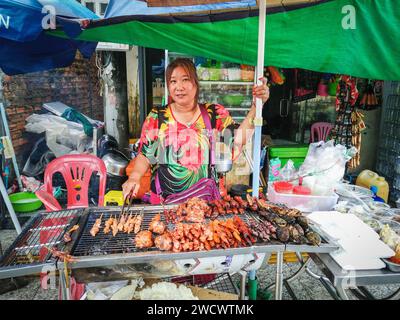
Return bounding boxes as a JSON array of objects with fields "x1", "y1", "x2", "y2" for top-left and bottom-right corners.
[
  {"x1": 267, "y1": 183, "x2": 339, "y2": 212},
  {"x1": 269, "y1": 145, "x2": 309, "y2": 169}
]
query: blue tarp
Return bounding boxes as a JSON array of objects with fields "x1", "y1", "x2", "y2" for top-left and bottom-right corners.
[
  {"x1": 104, "y1": 0, "x2": 256, "y2": 17},
  {"x1": 0, "y1": 0, "x2": 98, "y2": 75}
]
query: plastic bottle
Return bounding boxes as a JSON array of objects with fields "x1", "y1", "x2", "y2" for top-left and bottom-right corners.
[{"x1": 370, "y1": 186, "x2": 385, "y2": 203}]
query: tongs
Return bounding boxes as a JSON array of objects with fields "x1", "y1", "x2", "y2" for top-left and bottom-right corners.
[{"x1": 121, "y1": 190, "x2": 134, "y2": 217}]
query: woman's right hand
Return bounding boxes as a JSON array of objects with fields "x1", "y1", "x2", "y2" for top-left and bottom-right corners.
[{"x1": 122, "y1": 177, "x2": 141, "y2": 200}]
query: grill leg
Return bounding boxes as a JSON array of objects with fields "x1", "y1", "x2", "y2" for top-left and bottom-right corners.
[{"x1": 58, "y1": 264, "x2": 70, "y2": 300}]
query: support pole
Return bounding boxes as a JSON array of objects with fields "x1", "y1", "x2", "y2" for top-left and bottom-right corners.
[
  {"x1": 275, "y1": 251, "x2": 284, "y2": 300},
  {"x1": 252, "y1": 0, "x2": 266, "y2": 198},
  {"x1": 248, "y1": 269, "x2": 258, "y2": 300},
  {"x1": 0, "y1": 103, "x2": 23, "y2": 190}
]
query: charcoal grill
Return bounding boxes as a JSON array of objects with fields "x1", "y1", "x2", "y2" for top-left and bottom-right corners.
[
  {"x1": 0, "y1": 206, "x2": 338, "y2": 280},
  {"x1": 69, "y1": 207, "x2": 287, "y2": 270}
]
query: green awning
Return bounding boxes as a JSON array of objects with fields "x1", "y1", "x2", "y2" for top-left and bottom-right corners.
[{"x1": 56, "y1": 0, "x2": 400, "y2": 80}]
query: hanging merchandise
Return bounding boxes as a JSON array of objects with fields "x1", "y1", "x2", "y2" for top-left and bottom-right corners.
[
  {"x1": 358, "y1": 80, "x2": 382, "y2": 110},
  {"x1": 328, "y1": 75, "x2": 340, "y2": 97},
  {"x1": 266, "y1": 66, "x2": 285, "y2": 86},
  {"x1": 351, "y1": 111, "x2": 366, "y2": 168},
  {"x1": 292, "y1": 69, "x2": 320, "y2": 102},
  {"x1": 331, "y1": 75, "x2": 363, "y2": 169}
]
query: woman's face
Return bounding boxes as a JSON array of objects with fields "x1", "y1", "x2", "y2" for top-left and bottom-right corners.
[{"x1": 168, "y1": 66, "x2": 197, "y2": 108}]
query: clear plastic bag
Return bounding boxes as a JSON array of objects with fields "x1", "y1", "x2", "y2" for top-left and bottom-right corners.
[
  {"x1": 279, "y1": 160, "x2": 297, "y2": 181},
  {"x1": 25, "y1": 113, "x2": 92, "y2": 156},
  {"x1": 298, "y1": 140, "x2": 357, "y2": 194}
]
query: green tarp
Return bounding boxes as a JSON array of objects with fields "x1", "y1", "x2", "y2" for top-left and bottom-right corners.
[{"x1": 59, "y1": 0, "x2": 400, "y2": 80}]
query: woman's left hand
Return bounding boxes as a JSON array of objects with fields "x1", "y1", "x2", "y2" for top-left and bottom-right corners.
[{"x1": 252, "y1": 77, "x2": 270, "y2": 105}]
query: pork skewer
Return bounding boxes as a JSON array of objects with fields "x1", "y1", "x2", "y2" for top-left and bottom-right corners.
[
  {"x1": 104, "y1": 215, "x2": 114, "y2": 234},
  {"x1": 90, "y1": 213, "x2": 103, "y2": 237},
  {"x1": 111, "y1": 215, "x2": 119, "y2": 237},
  {"x1": 134, "y1": 210, "x2": 144, "y2": 234}
]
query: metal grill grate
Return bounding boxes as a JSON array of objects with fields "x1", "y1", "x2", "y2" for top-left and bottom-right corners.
[
  {"x1": 72, "y1": 210, "x2": 164, "y2": 256},
  {"x1": 71, "y1": 209, "x2": 323, "y2": 258},
  {"x1": 0, "y1": 209, "x2": 81, "y2": 267}
]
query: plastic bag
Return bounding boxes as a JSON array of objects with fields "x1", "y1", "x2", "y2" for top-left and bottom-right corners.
[
  {"x1": 22, "y1": 137, "x2": 56, "y2": 178},
  {"x1": 298, "y1": 140, "x2": 357, "y2": 195},
  {"x1": 85, "y1": 280, "x2": 129, "y2": 300},
  {"x1": 25, "y1": 114, "x2": 92, "y2": 156},
  {"x1": 279, "y1": 160, "x2": 297, "y2": 181}
]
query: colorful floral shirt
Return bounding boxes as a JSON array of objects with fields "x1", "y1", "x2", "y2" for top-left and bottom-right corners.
[{"x1": 139, "y1": 103, "x2": 234, "y2": 197}]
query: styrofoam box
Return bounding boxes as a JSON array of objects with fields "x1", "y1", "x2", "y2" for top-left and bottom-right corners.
[{"x1": 267, "y1": 183, "x2": 339, "y2": 212}]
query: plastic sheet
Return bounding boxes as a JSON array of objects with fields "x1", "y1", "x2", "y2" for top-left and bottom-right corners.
[{"x1": 25, "y1": 114, "x2": 92, "y2": 156}]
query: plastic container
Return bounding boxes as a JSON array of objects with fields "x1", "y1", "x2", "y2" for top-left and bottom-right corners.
[
  {"x1": 241, "y1": 69, "x2": 255, "y2": 82},
  {"x1": 267, "y1": 183, "x2": 339, "y2": 212},
  {"x1": 227, "y1": 68, "x2": 241, "y2": 81},
  {"x1": 273, "y1": 181, "x2": 294, "y2": 194},
  {"x1": 356, "y1": 170, "x2": 389, "y2": 203},
  {"x1": 293, "y1": 185, "x2": 311, "y2": 195},
  {"x1": 9, "y1": 192, "x2": 43, "y2": 213},
  {"x1": 104, "y1": 190, "x2": 124, "y2": 206},
  {"x1": 380, "y1": 219, "x2": 400, "y2": 234},
  {"x1": 362, "y1": 217, "x2": 382, "y2": 233},
  {"x1": 269, "y1": 145, "x2": 309, "y2": 169},
  {"x1": 382, "y1": 258, "x2": 400, "y2": 272}
]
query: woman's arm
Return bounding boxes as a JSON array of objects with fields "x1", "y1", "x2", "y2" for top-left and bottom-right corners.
[
  {"x1": 122, "y1": 153, "x2": 151, "y2": 198},
  {"x1": 233, "y1": 78, "x2": 269, "y2": 151}
]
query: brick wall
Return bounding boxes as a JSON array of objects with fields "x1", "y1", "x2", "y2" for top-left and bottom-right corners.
[{"x1": 1, "y1": 53, "x2": 103, "y2": 166}]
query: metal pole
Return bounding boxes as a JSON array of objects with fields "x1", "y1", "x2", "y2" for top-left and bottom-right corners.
[
  {"x1": 0, "y1": 103, "x2": 23, "y2": 190},
  {"x1": 252, "y1": 0, "x2": 266, "y2": 198},
  {"x1": 0, "y1": 175, "x2": 22, "y2": 234},
  {"x1": 239, "y1": 270, "x2": 247, "y2": 300},
  {"x1": 275, "y1": 251, "x2": 284, "y2": 300}
]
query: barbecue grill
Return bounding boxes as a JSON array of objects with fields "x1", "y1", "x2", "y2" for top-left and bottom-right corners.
[{"x1": 0, "y1": 205, "x2": 338, "y2": 299}]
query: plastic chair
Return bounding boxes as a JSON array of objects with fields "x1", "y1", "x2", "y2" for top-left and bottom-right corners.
[
  {"x1": 35, "y1": 154, "x2": 107, "y2": 299},
  {"x1": 35, "y1": 154, "x2": 107, "y2": 211},
  {"x1": 310, "y1": 122, "x2": 334, "y2": 143}
]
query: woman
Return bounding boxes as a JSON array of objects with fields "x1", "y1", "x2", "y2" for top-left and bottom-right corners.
[{"x1": 122, "y1": 58, "x2": 269, "y2": 202}]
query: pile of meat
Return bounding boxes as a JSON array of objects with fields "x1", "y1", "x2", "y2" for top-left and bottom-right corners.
[
  {"x1": 137, "y1": 215, "x2": 256, "y2": 252},
  {"x1": 164, "y1": 194, "x2": 269, "y2": 223},
  {"x1": 135, "y1": 214, "x2": 166, "y2": 249}
]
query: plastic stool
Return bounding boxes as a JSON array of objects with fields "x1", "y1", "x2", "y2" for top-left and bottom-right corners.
[{"x1": 104, "y1": 190, "x2": 124, "y2": 206}]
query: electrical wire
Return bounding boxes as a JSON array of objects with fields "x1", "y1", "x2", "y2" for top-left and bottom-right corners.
[{"x1": 95, "y1": 51, "x2": 112, "y2": 96}]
